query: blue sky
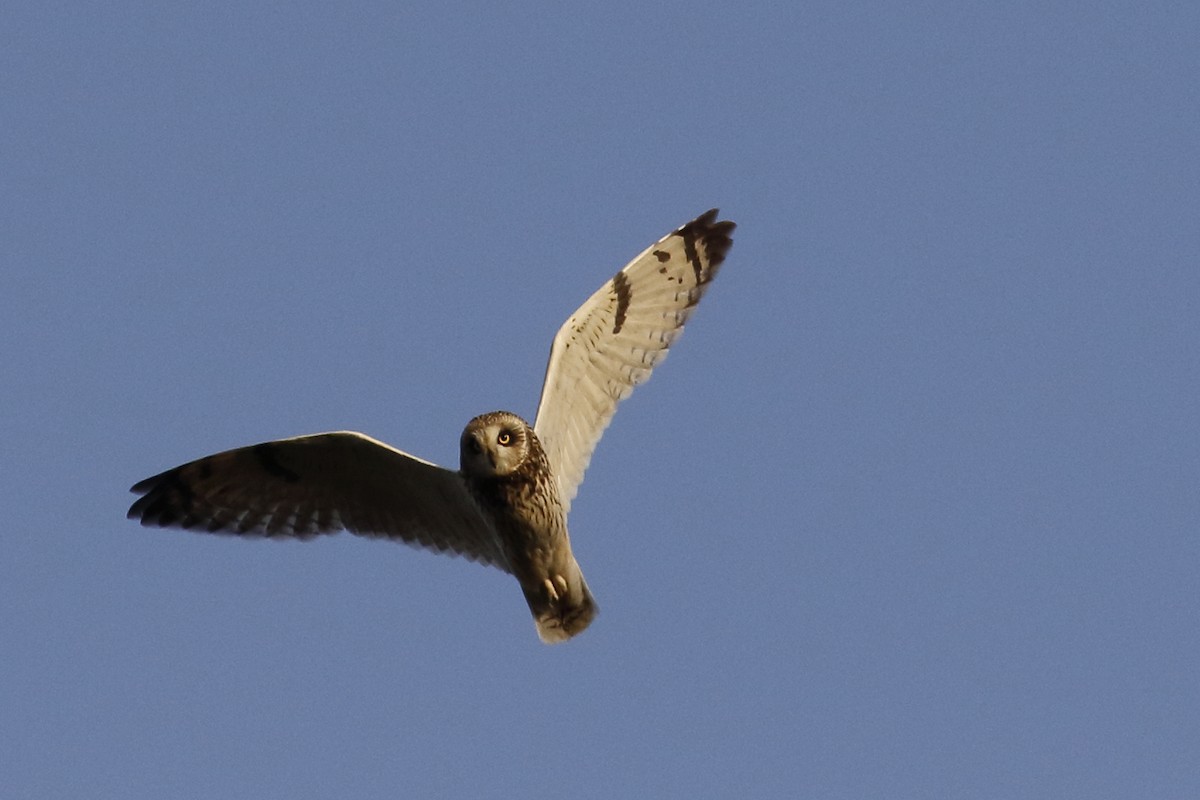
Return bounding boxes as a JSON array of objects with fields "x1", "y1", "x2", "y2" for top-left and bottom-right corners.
[{"x1": 3, "y1": 2, "x2": 1198, "y2": 797}]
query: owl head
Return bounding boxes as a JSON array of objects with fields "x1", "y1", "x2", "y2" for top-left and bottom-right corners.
[{"x1": 460, "y1": 411, "x2": 534, "y2": 478}]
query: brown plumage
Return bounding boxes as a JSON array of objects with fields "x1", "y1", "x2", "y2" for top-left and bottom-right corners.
[{"x1": 459, "y1": 411, "x2": 596, "y2": 642}]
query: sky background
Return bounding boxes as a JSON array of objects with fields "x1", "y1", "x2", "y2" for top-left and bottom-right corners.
[{"x1": 3, "y1": 2, "x2": 1198, "y2": 798}]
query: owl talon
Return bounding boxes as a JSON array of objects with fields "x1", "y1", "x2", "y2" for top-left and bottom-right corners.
[
  {"x1": 543, "y1": 578, "x2": 560, "y2": 603},
  {"x1": 555, "y1": 575, "x2": 568, "y2": 595}
]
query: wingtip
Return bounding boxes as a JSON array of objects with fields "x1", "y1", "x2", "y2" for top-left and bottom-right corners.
[
  {"x1": 678, "y1": 209, "x2": 736, "y2": 269},
  {"x1": 127, "y1": 480, "x2": 151, "y2": 520},
  {"x1": 126, "y1": 466, "x2": 196, "y2": 529}
]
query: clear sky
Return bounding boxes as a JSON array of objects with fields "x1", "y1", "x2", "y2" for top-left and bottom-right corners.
[{"x1": 3, "y1": 2, "x2": 1198, "y2": 798}]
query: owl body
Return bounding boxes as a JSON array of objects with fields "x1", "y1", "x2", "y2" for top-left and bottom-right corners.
[
  {"x1": 127, "y1": 209, "x2": 734, "y2": 644},
  {"x1": 459, "y1": 411, "x2": 596, "y2": 643}
]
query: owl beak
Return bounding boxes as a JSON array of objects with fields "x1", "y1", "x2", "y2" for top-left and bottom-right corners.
[{"x1": 466, "y1": 431, "x2": 496, "y2": 469}]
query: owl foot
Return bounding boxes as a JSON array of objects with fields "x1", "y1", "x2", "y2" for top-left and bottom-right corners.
[{"x1": 543, "y1": 575, "x2": 570, "y2": 604}]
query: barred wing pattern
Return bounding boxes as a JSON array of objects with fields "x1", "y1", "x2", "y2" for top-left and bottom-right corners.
[
  {"x1": 128, "y1": 432, "x2": 510, "y2": 571},
  {"x1": 533, "y1": 209, "x2": 736, "y2": 513}
]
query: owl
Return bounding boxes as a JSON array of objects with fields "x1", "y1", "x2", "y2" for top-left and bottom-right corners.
[{"x1": 128, "y1": 209, "x2": 736, "y2": 643}]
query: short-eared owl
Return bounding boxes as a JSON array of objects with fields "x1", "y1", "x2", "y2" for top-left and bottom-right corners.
[{"x1": 128, "y1": 210, "x2": 735, "y2": 643}]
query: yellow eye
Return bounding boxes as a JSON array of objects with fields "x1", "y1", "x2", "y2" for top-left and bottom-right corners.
[{"x1": 497, "y1": 431, "x2": 512, "y2": 446}]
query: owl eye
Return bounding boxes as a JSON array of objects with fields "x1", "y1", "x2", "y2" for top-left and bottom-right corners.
[{"x1": 497, "y1": 431, "x2": 512, "y2": 446}]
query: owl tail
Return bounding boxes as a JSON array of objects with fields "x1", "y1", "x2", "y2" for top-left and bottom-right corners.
[{"x1": 529, "y1": 563, "x2": 598, "y2": 644}]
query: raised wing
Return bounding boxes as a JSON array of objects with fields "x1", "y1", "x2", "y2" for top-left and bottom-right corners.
[
  {"x1": 533, "y1": 209, "x2": 735, "y2": 512},
  {"x1": 128, "y1": 431, "x2": 510, "y2": 571}
]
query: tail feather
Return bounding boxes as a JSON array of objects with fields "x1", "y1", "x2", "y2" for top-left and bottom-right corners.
[{"x1": 529, "y1": 571, "x2": 597, "y2": 644}]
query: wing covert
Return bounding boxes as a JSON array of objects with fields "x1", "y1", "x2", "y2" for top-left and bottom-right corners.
[
  {"x1": 533, "y1": 209, "x2": 735, "y2": 512},
  {"x1": 128, "y1": 431, "x2": 510, "y2": 571}
]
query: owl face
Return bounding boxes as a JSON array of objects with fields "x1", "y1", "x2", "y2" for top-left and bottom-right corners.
[{"x1": 460, "y1": 411, "x2": 531, "y2": 478}]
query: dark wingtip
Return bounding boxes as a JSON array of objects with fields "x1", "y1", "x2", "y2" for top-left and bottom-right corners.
[
  {"x1": 677, "y1": 209, "x2": 736, "y2": 272},
  {"x1": 130, "y1": 474, "x2": 158, "y2": 495},
  {"x1": 126, "y1": 467, "x2": 193, "y2": 527},
  {"x1": 128, "y1": 474, "x2": 158, "y2": 521}
]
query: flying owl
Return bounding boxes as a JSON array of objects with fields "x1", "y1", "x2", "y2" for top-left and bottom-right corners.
[{"x1": 128, "y1": 209, "x2": 736, "y2": 643}]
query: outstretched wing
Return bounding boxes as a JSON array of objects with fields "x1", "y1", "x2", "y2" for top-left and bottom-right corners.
[
  {"x1": 128, "y1": 431, "x2": 510, "y2": 571},
  {"x1": 533, "y1": 209, "x2": 735, "y2": 512}
]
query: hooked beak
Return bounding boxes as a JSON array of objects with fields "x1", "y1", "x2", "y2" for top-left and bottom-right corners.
[{"x1": 465, "y1": 431, "x2": 496, "y2": 470}]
